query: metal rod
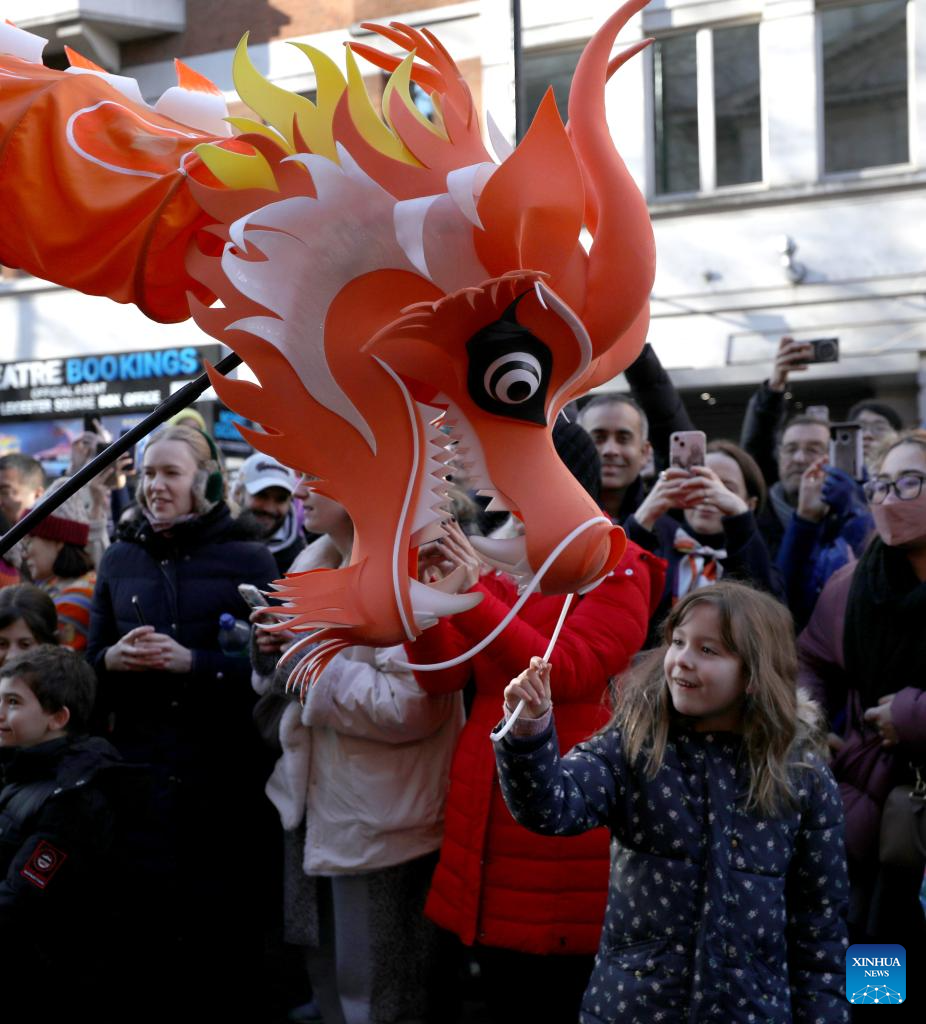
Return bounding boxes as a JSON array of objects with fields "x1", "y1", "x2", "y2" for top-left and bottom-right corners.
[
  {"x1": 0, "y1": 351, "x2": 242, "y2": 557},
  {"x1": 511, "y1": 0, "x2": 525, "y2": 142}
]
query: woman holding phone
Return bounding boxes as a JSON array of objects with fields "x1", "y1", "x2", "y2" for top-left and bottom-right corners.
[{"x1": 625, "y1": 438, "x2": 782, "y2": 634}]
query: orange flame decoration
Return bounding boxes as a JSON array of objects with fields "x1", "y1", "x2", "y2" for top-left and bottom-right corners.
[{"x1": 0, "y1": 2, "x2": 656, "y2": 694}]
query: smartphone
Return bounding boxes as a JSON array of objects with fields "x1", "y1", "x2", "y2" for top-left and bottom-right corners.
[
  {"x1": 806, "y1": 405, "x2": 830, "y2": 423},
  {"x1": 669, "y1": 430, "x2": 706, "y2": 471},
  {"x1": 806, "y1": 338, "x2": 839, "y2": 364},
  {"x1": 238, "y1": 583, "x2": 269, "y2": 608},
  {"x1": 131, "y1": 595, "x2": 147, "y2": 627},
  {"x1": 829, "y1": 422, "x2": 863, "y2": 479}
]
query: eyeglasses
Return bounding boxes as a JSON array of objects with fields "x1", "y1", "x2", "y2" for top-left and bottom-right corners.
[
  {"x1": 863, "y1": 473, "x2": 926, "y2": 504},
  {"x1": 857, "y1": 418, "x2": 895, "y2": 437},
  {"x1": 780, "y1": 443, "x2": 828, "y2": 460}
]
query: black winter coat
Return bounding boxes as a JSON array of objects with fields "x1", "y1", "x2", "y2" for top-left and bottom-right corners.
[
  {"x1": 624, "y1": 342, "x2": 695, "y2": 472},
  {"x1": 0, "y1": 736, "x2": 133, "y2": 1015},
  {"x1": 85, "y1": 502, "x2": 278, "y2": 880},
  {"x1": 496, "y1": 723, "x2": 849, "y2": 1023},
  {"x1": 85, "y1": 505, "x2": 280, "y2": 1024},
  {"x1": 86, "y1": 502, "x2": 277, "y2": 737},
  {"x1": 740, "y1": 381, "x2": 788, "y2": 488}
]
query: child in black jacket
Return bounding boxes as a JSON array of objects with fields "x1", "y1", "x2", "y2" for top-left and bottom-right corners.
[{"x1": 0, "y1": 645, "x2": 131, "y2": 1020}]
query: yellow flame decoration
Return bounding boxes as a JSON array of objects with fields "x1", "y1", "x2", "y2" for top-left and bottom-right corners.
[
  {"x1": 381, "y1": 49, "x2": 447, "y2": 143},
  {"x1": 195, "y1": 143, "x2": 279, "y2": 192},
  {"x1": 287, "y1": 43, "x2": 347, "y2": 160},
  {"x1": 196, "y1": 32, "x2": 429, "y2": 191},
  {"x1": 344, "y1": 48, "x2": 422, "y2": 167},
  {"x1": 225, "y1": 116, "x2": 293, "y2": 151}
]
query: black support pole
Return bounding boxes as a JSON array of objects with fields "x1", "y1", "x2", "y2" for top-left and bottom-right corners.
[
  {"x1": 512, "y1": 0, "x2": 525, "y2": 143},
  {"x1": 0, "y1": 351, "x2": 242, "y2": 557}
]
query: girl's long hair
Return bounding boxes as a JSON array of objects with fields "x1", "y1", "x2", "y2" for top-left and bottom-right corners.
[{"x1": 612, "y1": 581, "x2": 820, "y2": 817}]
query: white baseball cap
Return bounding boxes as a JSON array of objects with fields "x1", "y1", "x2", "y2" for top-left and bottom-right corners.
[{"x1": 239, "y1": 452, "x2": 298, "y2": 495}]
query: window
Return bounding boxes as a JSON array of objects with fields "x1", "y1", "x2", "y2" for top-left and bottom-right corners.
[
  {"x1": 713, "y1": 25, "x2": 762, "y2": 187},
  {"x1": 523, "y1": 46, "x2": 583, "y2": 123},
  {"x1": 821, "y1": 0, "x2": 909, "y2": 172},
  {"x1": 653, "y1": 34, "x2": 699, "y2": 193},
  {"x1": 653, "y1": 23, "x2": 762, "y2": 195}
]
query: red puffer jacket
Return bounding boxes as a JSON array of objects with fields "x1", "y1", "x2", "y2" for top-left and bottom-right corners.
[{"x1": 405, "y1": 541, "x2": 664, "y2": 954}]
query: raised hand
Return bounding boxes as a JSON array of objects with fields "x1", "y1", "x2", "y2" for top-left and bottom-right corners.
[
  {"x1": 769, "y1": 336, "x2": 813, "y2": 393},
  {"x1": 503, "y1": 656, "x2": 552, "y2": 719},
  {"x1": 634, "y1": 467, "x2": 700, "y2": 531}
]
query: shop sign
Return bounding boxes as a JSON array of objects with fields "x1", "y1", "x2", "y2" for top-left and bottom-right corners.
[{"x1": 0, "y1": 345, "x2": 222, "y2": 419}]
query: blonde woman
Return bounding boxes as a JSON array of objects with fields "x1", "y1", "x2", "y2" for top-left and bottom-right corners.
[{"x1": 86, "y1": 424, "x2": 278, "y2": 1018}]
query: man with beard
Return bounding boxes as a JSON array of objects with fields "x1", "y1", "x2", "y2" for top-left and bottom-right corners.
[{"x1": 233, "y1": 453, "x2": 304, "y2": 573}]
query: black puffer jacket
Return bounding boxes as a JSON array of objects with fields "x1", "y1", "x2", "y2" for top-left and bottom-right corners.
[
  {"x1": 0, "y1": 736, "x2": 135, "y2": 1015},
  {"x1": 85, "y1": 502, "x2": 277, "y2": 873},
  {"x1": 86, "y1": 501, "x2": 277, "y2": 735},
  {"x1": 0, "y1": 735, "x2": 125, "y2": 920},
  {"x1": 84, "y1": 502, "x2": 280, "y2": 1015}
]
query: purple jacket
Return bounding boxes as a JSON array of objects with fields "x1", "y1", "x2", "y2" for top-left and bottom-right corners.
[
  {"x1": 797, "y1": 562, "x2": 926, "y2": 748},
  {"x1": 797, "y1": 562, "x2": 926, "y2": 862}
]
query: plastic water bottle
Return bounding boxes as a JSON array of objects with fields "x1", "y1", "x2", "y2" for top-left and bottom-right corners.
[{"x1": 217, "y1": 613, "x2": 250, "y2": 657}]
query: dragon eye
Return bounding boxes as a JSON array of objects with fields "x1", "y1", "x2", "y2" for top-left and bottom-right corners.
[
  {"x1": 483, "y1": 353, "x2": 543, "y2": 405},
  {"x1": 465, "y1": 296, "x2": 553, "y2": 425}
]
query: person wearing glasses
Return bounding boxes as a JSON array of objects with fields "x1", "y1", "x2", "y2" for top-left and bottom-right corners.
[
  {"x1": 847, "y1": 399, "x2": 902, "y2": 470},
  {"x1": 764, "y1": 415, "x2": 873, "y2": 629},
  {"x1": 797, "y1": 429, "x2": 926, "y2": 1007}
]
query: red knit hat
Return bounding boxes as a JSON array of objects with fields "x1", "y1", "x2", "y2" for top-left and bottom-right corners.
[
  {"x1": 23, "y1": 478, "x2": 91, "y2": 548},
  {"x1": 27, "y1": 512, "x2": 90, "y2": 547}
]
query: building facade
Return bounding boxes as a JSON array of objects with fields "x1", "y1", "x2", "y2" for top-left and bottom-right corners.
[{"x1": 2, "y1": 0, "x2": 924, "y2": 449}]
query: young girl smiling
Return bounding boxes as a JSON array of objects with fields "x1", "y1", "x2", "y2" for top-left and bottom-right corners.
[{"x1": 494, "y1": 581, "x2": 849, "y2": 1023}]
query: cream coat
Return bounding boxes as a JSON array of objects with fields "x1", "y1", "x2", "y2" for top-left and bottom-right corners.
[{"x1": 255, "y1": 536, "x2": 464, "y2": 874}]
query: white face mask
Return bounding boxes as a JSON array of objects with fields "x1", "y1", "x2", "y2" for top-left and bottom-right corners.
[{"x1": 870, "y1": 491, "x2": 926, "y2": 547}]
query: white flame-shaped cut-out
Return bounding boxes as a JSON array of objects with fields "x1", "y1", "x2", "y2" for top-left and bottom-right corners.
[{"x1": 0, "y1": 21, "x2": 45, "y2": 63}]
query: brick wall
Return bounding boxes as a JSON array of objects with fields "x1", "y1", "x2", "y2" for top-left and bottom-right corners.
[{"x1": 122, "y1": 0, "x2": 462, "y2": 64}]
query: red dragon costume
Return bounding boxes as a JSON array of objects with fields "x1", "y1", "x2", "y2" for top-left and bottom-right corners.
[{"x1": 0, "y1": 2, "x2": 656, "y2": 685}]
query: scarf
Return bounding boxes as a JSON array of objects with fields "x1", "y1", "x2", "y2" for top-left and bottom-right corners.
[
  {"x1": 843, "y1": 537, "x2": 926, "y2": 707},
  {"x1": 141, "y1": 507, "x2": 201, "y2": 533},
  {"x1": 673, "y1": 527, "x2": 727, "y2": 600},
  {"x1": 769, "y1": 481, "x2": 795, "y2": 532}
]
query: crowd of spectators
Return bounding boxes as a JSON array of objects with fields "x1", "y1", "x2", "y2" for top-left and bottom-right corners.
[{"x1": 0, "y1": 335, "x2": 924, "y2": 1023}]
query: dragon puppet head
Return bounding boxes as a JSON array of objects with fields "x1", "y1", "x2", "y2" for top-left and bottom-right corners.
[
  {"x1": 184, "y1": 0, "x2": 656, "y2": 685},
  {"x1": 0, "y1": 1, "x2": 656, "y2": 688}
]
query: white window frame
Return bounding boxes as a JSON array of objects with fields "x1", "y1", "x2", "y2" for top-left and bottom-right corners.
[
  {"x1": 816, "y1": 0, "x2": 916, "y2": 181},
  {"x1": 647, "y1": 19, "x2": 765, "y2": 200}
]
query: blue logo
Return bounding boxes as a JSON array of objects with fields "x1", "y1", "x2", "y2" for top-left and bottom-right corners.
[{"x1": 846, "y1": 944, "x2": 906, "y2": 1004}]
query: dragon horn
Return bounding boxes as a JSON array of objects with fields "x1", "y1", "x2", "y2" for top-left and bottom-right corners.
[{"x1": 568, "y1": 0, "x2": 655, "y2": 357}]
